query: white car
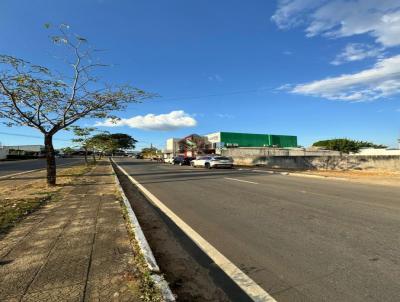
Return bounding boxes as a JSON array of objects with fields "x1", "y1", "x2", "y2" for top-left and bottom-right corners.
[
  {"x1": 164, "y1": 157, "x2": 175, "y2": 164},
  {"x1": 191, "y1": 155, "x2": 234, "y2": 169}
]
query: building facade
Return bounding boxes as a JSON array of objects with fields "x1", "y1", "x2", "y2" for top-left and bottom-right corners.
[
  {"x1": 164, "y1": 132, "x2": 298, "y2": 158},
  {"x1": 163, "y1": 138, "x2": 180, "y2": 159},
  {"x1": 0, "y1": 145, "x2": 45, "y2": 160},
  {"x1": 205, "y1": 132, "x2": 298, "y2": 153}
]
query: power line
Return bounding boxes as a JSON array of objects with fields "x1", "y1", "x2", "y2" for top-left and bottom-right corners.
[
  {"x1": 0, "y1": 131, "x2": 157, "y2": 146},
  {"x1": 0, "y1": 131, "x2": 72, "y2": 142}
]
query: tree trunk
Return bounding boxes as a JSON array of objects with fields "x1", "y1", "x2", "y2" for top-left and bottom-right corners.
[
  {"x1": 92, "y1": 149, "x2": 96, "y2": 163},
  {"x1": 83, "y1": 147, "x2": 88, "y2": 165},
  {"x1": 44, "y1": 134, "x2": 56, "y2": 186}
]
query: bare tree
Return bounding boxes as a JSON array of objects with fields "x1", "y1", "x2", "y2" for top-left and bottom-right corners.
[{"x1": 0, "y1": 25, "x2": 153, "y2": 185}]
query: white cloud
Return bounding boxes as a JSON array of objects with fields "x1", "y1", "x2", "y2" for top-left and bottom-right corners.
[
  {"x1": 95, "y1": 110, "x2": 197, "y2": 131},
  {"x1": 331, "y1": 43, "x2": 384, "y2": 65},
  {"x1": 272, "y1": 0, "x2": 400, "y2": 100},
  {"x1": 290, "y1": 55, "x2": 400, "y2": 101},
  {"x1": 216, "y1": 113, "x2": 235, "y2": 119},
  {"x1": 208, "y1": 74, "x2": 223, "y2": 82},
  {"x1": 272, "y1": 0, "x2": 400, "y2": 47},
  {"x1": 283, "y1": 50, "x2": 293, "y2": 55}
]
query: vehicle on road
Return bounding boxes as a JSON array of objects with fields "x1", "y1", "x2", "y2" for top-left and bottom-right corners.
[
  {"x1": 191, "y1": 155, "x2": 233, "y2": 169},
  {"x1": 173, "y1": 156, "x2": 194, "y2": 166},
  {"x1": 164, "y1": 157, "x2": 175, "y2": 164}
]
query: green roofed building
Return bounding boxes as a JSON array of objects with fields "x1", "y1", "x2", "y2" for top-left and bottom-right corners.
[{"x1": 205, "y1": 132, "x2": 297, "y2": 149}]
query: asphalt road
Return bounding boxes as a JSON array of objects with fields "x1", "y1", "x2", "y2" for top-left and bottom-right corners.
[
  {"x1": 114, "y1": 158, "x2": 400, "y2": 302},
  {"x1": 0, "y1": 157, "x2": 84, "y2": 177}
]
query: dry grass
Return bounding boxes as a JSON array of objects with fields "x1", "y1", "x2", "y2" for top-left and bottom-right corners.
[
  {"x1": 308, "y1": 169, "x2": 400, "y2": 178},
  {"x1": 303, "y1": 169, "x2": 400, "y2": 186},
  {"x1": 0, "y1": 163, "x2": 94, "y2": 233}
]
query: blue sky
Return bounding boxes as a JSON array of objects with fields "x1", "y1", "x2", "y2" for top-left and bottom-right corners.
[{"x1": 0, "y1": 0, "x2": 400, "y2": 149}]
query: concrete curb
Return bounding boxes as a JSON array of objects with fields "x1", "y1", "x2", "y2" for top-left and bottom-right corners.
[
  {"x1": 246, "y1": 168, "x2": 348, "y2": 181},
  {"x1": 110, "y1": 159, "x2": 176, "y2": 302},
  {"x1": 287, "y1": 172, "x2": 347, "y2": 181},
  {"x1": 112, "y1": 159, "x2": 276, "y2": 302}
]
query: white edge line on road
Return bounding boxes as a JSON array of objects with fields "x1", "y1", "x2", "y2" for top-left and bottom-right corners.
[
  {"x1": 251, "y1": 170, "x2": 276, "y2": 174},
  {"x1": 287, "y1": 172, "x2": 347, "y2": 181},
  {"x1": 248, "y1": 169, "x2": 348, "y2": 181},
  {"x1": 0, "y1": 161, "x2": 80, "y2": 180},
  {"x1": 112, "y1": 159, "x2": 277, "y2": 302},
  {"x1": 224, "y1": 177, "x2": 260, "y2": 185},
  {"x1": 110, "y1": 159, "x2": 176, "y2": 302},
  {"x1": 0, "y1": 168, "x2": 43, "y2": 179}
]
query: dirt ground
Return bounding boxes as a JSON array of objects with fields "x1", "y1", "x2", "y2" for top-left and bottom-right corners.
[
  {"x1": 301, "y1": 169, "x2": 400, "y2": 186},
  {"x1": 0, "y1": 164, "x2": 92, "y2": 233}
]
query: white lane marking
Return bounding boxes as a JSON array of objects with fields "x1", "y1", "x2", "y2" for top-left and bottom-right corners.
[
  {"x1": 252, "y1": 169, "x2": 275, "y2": 174},
  {"x1": 0, "y1": 161, "x2": 81, "y2": 180},
  {"x1": 0, "y1": 168, "x2": 43, "y2": 179},
  {"x1": 225, "y1": 177, "x2": 259, "y2": 185},
  {"x1": 112, "y1": 159, "x2": 276, "y2": 302}
]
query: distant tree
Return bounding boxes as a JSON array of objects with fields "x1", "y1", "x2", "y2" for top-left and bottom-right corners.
[
  {"x1": 87, "y1": 133, "x2": 117, "y2": 159},
  {"x1": 60, "y1": 146, "x2": 74, "y2": 155},
  {"x1": 109, "y1": 133, "x2": 137, "y2": 152},
  {"x1": 71, "y1": 126, "x2": 96, "y2": 164},
  {"x1": 141, "y1": 147, "x2": 159, "y2": 159},
  {"x1": 313, "y1": 139, "x2": 386, "y2": 154},
  {"x1": 0, "y1": 24, "x2": 153, "y2": 185}
]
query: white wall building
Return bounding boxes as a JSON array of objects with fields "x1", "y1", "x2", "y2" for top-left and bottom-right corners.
[
  {"x1": 351, "y1": 148, "x2": 400, "y2": 156},
  {"x1": 0, "y1": 145, "x2": 45, "y2": 159},
  {"x1": 163, "y1": 138, "x2": 180, "y2": 159},
  {"x1": 0, "y1": 148, "x2": 8, "y2": 160}
]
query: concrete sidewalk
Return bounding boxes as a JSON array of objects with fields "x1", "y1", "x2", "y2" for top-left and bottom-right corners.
[{"x1": 0, "y1": 161, "x2": 142, "y2": 301}]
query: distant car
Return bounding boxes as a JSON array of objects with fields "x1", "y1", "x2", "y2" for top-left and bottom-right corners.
[
  {"x1": 164, "y1": 157, "x2": 175, "y2": 164},
  {"x1": 135, "y1": 154, "x2": 143, "y2": 159},
  {"x1": 191, "y1": 155, "x2": 233, "y2": 169},
  {"x1": 58, "y1": 154, "x2": 72, "y2": 158},
  {"x1": 173, "y1": 156, "x2": 194, "y2": 166}
]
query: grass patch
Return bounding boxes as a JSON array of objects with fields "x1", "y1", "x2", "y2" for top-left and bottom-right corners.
[
  {"x1": 0, "y1": 163, "x2": 95, "y2": 234},
  {"x1": 0, "y1": 195, "x2": 51, "y2": 233},
  {"x1": 118, "y1": 194, "x2": 164, "y2": 302}
]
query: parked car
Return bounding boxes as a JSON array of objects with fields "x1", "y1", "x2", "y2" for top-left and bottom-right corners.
[
  {"x1": 164, "y1": 157, "x2": 175, "y2": 164},
  {"x1": 191, "y1": 155, "x2": 233, "y2": 169},
  {"x1": 173, "y1": 156, "x2": 194, "y2": 166}
]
